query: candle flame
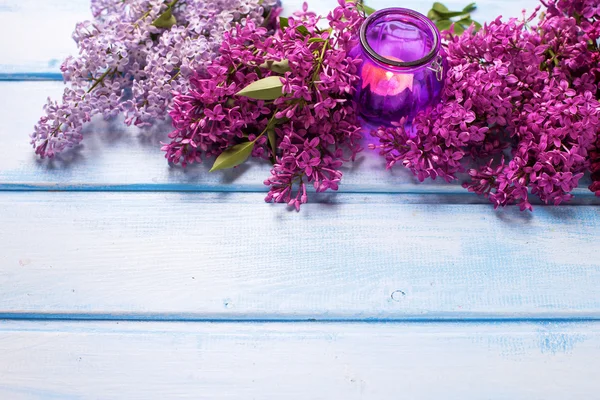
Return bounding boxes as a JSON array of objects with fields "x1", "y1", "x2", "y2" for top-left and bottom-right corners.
[{"x1": 361, "y1": 55, "x2": 414, "y2": 96}]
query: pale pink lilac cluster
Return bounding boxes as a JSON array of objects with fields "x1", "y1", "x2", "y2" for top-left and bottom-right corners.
[
  {"x1": 164, "y1": 1, "x2": 365, "y2": 210},
  {"x1": 371, "y1": 0, "x2": 600, "y2": 210},
  {"x1": 32, "y1": 0, "x2": 279, "y2": 158}
]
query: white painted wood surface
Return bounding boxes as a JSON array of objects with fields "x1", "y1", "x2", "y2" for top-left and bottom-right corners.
[
  {"x1": 2, "y1": 192, "x2": 600, "y2": 320},
  {"x1": 1, "y1": 320, "x2": 599, "y2": 399},
  {"x1": 1, "y1": 0, "x2": 599, "y2": 398}
]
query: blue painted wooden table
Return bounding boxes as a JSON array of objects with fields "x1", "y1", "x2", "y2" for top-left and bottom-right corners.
[{"x1": 1, "y1": 0, "x2": 600, "y2": 398}]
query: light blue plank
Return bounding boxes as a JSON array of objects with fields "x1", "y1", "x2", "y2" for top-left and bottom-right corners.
[
  {"x1": 2, "y1": 81, "x2": 599, "y2": 202},
  {"x1": 0, "y1": 0, "x2": 542, "y2": 76},
  {"x1": 1, "y1": 191, "x2": 599, "y2": 320},
  {"x1": 0, "y1": 0, "x2": 90, "y2": 75},
  {"x1": 0, "y1": 320, "x2": 599, "y2": 399}
]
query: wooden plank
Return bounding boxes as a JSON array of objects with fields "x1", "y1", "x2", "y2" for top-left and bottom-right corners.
[
  {"x1": 0, "y1": 81, "x2": 469, "y2": 195},
  {"x1": 0, "y1": 320, "x2": 599, "y2": 399},
  {"x1": 1, "y1": 191, "x2": 599, "y2": 319},
  {"x1": 0, "y1": 0, "x2": 542, "y2": 76},
  {"x1": 0, "y1": 0, "x2": 89, "y2": 75},
  {"x1": 2, "y1": 82, "x2": 599, "y2": 202}
]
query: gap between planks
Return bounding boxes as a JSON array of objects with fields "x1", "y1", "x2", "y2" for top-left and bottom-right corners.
[{"x1": 2, "y1": 313, "x2": 600, "y2": 323}]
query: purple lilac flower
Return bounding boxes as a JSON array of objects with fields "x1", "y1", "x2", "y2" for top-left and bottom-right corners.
[
  {"x1": 372, "y1": 0, "x2": 600, "y2": 210},
  {"x1": 164, "y1": 1, "x2": 365, "y2": 210},
  {"x1": 32, "y1": 0, "x2": 280, "y2": 158}
]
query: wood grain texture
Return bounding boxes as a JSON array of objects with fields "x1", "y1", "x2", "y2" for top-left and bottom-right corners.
[
  {"x1": 2, "y1": 1, "x2": 599, "y2": 397},
  {"x1": 0, "y1": 320, "x2": 599, "y2": 399},
  {"x1": 0, "y1": 0, "x2": 89, "y2": 75},
  {"x1": 1, "y1": 191, "x2": 599, "y2": 320}
]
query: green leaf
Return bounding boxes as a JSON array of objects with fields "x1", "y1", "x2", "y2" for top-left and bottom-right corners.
[
  {"x1": 428, "y1": 9, "x2": 440, "y2": 20},
  {"x1": 346, "y1": 0, "x2": 376, "y2": 15},
  {"x1": 428, "y1": 2, "x2": 481, "y2": 35},
  {"x1": 462, "y1": 2, "x2": 477, "y2": 13},
  {"x1": 259, "y1": 59, "x2": 291, "y2": 74},
  {"x1": 279, "y1": 17, "x2": 289, "y2": 30},
  {"x1": 296, "y1": 25, "x2": 310, "y2": 36},
  {"x1": 267, "y1": 129, "x2": 277, "y2": 158},
  {"x1": 210, "y1": 141, "x2": 255, "y2": 172},
  {"x1": 152, "y1": 9, "x2": 177, "y2": 29},
  {"x1": 236, "y1": 76, "x2": 284, "y2": 100},
  {"x1": 453, "y1": 23, "x2": 465, "y2": 34},
  {"x1": 435, "y1": 10, "x2": 471, "y2": 18},
  {"x1": 362, "y1": 4, "x2": 376, "y2": 15},
  {"x1": 455, "y1": 18, "x2": 482, "y2": 32},
  {"x1": 308, "y1": 37, "x2": 327, "y2": 43},
  {"x1": 432, "y1": 2, "x2": 449, "y2": 13},
  {"x1": 436, "y1": 19, "x2": 453, "y2": 31}
]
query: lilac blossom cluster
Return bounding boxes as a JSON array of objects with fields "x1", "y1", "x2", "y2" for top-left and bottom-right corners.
[
  {"x1": 31, "y1": 0, "x2": 279, "y2": 158},
  {"x1": 371, "y1": 0, "x2": 600, "y2": 210},
  {"x1": 164, "y1": 1, "x2": 364, "y2": 210}
]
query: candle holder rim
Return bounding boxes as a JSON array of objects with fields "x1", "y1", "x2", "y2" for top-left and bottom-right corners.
[{"x1": 359, "y1": 7, "x2": 441, "y2": 69}]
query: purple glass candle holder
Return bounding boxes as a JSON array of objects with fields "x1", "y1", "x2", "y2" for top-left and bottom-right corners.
[{"x1": 354, "y1": 8, "x2": 446, "y2": 127}]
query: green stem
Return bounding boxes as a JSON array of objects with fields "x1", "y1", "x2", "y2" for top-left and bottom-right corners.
[
  {"x1": 135, "y1": 0, "x2": 181, "y2": 27},
  {"x1": 135, "y1": 9, "x2": 154, "y2": 27},
  {"x1": 261, "y1": 6, "x2": 273, "y2": 28},
  {"x1": 87, "y1": 67, "x2": 117, "y2": 93},
  {"x1": 168, "y1": 69, "x2": 181, "y2": 83},
  {"x1": 167, "y1": 0, "x2": 181, "y2": 9},
  {"x1": 252, "y1": 113, "x2": 278, "y2": 143},
  {"x1": 41, "y1": 67, "x2": 118, "y2": 147},
  {"x1": 312, "y1": 41, "x2": 330, "y2": 83}
]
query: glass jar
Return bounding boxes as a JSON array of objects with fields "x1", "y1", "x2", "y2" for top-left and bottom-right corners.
[{"x1": 353, "y1": 8, "x2": 446, "y2": 127}]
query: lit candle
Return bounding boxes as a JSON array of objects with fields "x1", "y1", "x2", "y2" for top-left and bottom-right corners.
[{"x1": 354, "y1": 8, "x2": 446, "y2": 128}]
